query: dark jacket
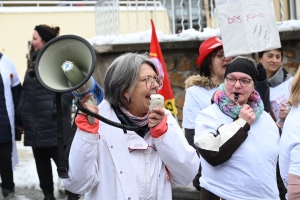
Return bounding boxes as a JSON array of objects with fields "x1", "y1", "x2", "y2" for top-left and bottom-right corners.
[{"x1": 18, "y1": 50, "x2": 73, "y2": 148}]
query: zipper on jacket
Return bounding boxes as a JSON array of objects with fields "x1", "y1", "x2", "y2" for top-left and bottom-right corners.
[{"x1": 33, "y1": 76, "x2": 36, "y2": 149}]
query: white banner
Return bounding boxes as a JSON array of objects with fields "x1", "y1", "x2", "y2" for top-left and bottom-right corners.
[{"x1": 215, "y1": 0, "x2": 281, "y2": 57}]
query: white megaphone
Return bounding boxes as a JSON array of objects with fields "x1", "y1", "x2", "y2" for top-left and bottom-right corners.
[
  {"x1": 35, "y1": 35, "x2": 144, "y2": 131},
  {"x1": 35, "y1": 35, "x2": 104, "y2": 114},
  {"x1": 34, "y1": 35, "x2": 105, "y2": 179}
]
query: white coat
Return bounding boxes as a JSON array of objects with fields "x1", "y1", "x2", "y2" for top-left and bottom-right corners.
[
  {"x1": 279, "y1": 105, "x2": 300, "y2": 188},
  {"x1": 0, "y1": 54, "x2": 21, "y2": 169},
  {"x1": 195, "y1": 104, "x2": 280, "y2": 200},
  {"x1": 62, "y1": 99, "x2": 199, "y2": 200}
]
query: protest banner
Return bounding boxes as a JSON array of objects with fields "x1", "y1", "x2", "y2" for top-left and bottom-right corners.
[{"x1": 215, "y1": 0, "x2": 281, "y2": 57}]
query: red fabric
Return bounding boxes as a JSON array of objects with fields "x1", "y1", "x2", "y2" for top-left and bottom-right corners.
[
  {"x1": 150, "y1": 115, "x2": 168, "y2": 138},
  {"x1": 196, "y1": 36, "x2": 222, "y2": 67},
  {"x1": 75, "y1": 114, "x2": 99, "y2": 134},
  {"x1": 149, "y1": 19, "x2": 178, "y2": 115}
]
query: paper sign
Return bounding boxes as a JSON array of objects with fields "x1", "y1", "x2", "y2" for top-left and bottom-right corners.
[{"x1": 215, "y1": 0, "x2": 281, "y2": 57}]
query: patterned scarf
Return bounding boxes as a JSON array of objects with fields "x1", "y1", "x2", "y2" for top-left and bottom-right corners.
[
  {"x1": 120, "y1": 106, "x2": 149, "y2": 127},
  {"x1": 213, "y1": 84, "x2": 264, "y2": 120}
]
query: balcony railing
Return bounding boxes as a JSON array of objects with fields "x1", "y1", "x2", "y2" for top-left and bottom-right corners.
[
  {"x1": 0, "y1": 1, "x2": 97, "y2": 7},
  {"x1": 94, "y1": 0, "x2": 294, "y2": 36},
  {"x1": 0, "y1": 0, "x2": 297, "y2": 36}
]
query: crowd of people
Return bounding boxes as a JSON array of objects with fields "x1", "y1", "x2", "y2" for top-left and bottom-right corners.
[{"x1": 0, "y1": 27, "x2": 299, "y2": 200}]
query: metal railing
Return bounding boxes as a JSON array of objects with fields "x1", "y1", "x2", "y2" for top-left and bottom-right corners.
[
  {"x1": 0, "y1": 1, "x2": 97, "y2": 7},
  {"x1": 0, "y1": 0, "x2": 293, "y2": 35},
  {"x1": 95, "y1": 0, "x2": 120, "y2": 36},
  {"x1": 94, "y1": 0, "x2": 290, "y2": 36}
]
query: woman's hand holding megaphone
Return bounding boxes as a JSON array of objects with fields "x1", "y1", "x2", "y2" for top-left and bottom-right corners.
[{"x1": 80, "y1": 94, "x2": 99, "y2": 115}]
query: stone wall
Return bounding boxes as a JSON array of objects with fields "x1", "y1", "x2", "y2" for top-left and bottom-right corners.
[{"x1": 93, "y1": 30, "x2": 300, "y2": 126}]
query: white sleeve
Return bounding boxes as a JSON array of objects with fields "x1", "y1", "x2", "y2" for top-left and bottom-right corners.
[
  {"x1": 182, "y1": 87, "x2": 204, "y2": 129},
  {"x1": 61, "y1": 129, "x2": 100, "y2": 194},
  {"x1": 4, "y1": 55, "x2": 20, "y2": 86},
  {"x1": 289, "y1": 143, "x2": 300, "y2": 177},
  {"x1": 153, "y1": 113, "x2": 200, "y2": 186}
]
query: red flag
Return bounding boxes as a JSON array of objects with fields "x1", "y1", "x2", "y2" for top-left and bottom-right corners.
[{"x1": 149, "y1": 19, "x2": 178, "y2": 115}]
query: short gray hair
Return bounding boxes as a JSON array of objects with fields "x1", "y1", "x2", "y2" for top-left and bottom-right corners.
[{"x1": 104, "y1": 52, "x2": 158, "y2": 107}]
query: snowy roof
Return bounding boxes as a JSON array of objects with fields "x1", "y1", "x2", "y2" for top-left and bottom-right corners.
[{"x1": 89, "y1": 20, "x2": 300, "y2": 46}]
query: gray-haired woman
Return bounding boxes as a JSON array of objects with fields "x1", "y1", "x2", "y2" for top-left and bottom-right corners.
[{"x1": 61, "y1": 52, "x2": 199, "y2": 199}]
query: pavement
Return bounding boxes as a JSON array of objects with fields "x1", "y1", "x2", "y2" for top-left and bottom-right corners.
[
  {"x1": 12, "y1": 186, "x2": 200, "y2": 200},
  {"x1": 9, "y1": 141, "x2": 200, "y2": 200}
]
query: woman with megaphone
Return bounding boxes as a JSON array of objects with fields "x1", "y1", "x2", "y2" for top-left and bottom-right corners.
[
  {"x1": 61, "y1": 52, "x2": 200, "y2": 199},
  {"x1": 17, "y1": 24, "x2": 79, "y2": 200}
]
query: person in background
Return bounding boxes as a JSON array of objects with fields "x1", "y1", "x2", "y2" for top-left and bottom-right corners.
[
  {"x1": 194, "y1": 56, "x2": 279, "y2": 199},
  {"x1": 258, "y1": 48, "x2": 292, "y2": 129},
  {"x1": 17, "y1": 24, "x2": 79, "y2": 200},
  {"x1": 182, "y1": 36, "x2": 270, "y2": 191},
  {"x1": 258, "y1": 48, "x2": 291, "y2": 199},
  {"x1": 279, "y1": 67, "x2": 300, "y2": 200},
  {"x1": 61, "y1": 52, "x2": 200, "y2": 199},
  {"x1": 0, "y1": 52, "x2": 21, "y2": 200}
]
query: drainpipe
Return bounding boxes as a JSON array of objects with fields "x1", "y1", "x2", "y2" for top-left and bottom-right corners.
[
  {"x1": 296, "y1": 0, "x2": 300, "y2": 19},
  {"x1": 289, "y1": 0, "x2": 296, "y2": 20}
]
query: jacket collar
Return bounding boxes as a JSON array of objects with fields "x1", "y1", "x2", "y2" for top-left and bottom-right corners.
[
  {"x1": 185, "y1": 75, "x2": 220, "y2": 90},
  {"x1": 268, "y1": 66, "x2": 292, "y2": 87}
]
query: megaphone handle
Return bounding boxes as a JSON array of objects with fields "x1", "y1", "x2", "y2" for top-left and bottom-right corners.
[
  {"x1": 78, "y1": 95, "x2": 97, "y2": 125},
  {"x1": 87, "y1": 115, "x2": 94, "y2": 125},
  {"x1": 87, "y1": 96, "x2": 97, "y2": 124}
]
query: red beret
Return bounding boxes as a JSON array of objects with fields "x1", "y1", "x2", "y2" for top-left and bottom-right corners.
[{"x1": 196, "y1": 36, "x2": 223, "y2": 67}]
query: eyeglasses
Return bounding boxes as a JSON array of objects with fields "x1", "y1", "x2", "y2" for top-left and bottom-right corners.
[
  {"x1": 217, "y1": 52, "x2": 225, "y2": 60},
  {"x1": 217, "y1": 52, "x2": 232, "y2": 61},
  {"x1": 225, "y1": 77, "x2": 252, "y2": 87},
  {"x1": 139, "y1": 76, "x2": 163, "y2": 89}
]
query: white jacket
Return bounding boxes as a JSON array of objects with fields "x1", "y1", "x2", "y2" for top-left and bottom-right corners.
[
  {"x1": 62, "y1": 99, "x2": 199, "y2": 200},
  {"x1": 279, "y1": 105, "x2": 300, "y2": 188},
  {"x1": 0, "y1": 54, "x2": 20, "y2": 169},
  {"x1": 195, "y1": 104, "x2": 280, "y2": 200}
]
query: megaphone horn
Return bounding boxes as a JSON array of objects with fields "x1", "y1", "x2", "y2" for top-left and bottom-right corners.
[
  {"x1": 35, "y1": 34, "x2": 104, "y2": 105},
  {"x1": 35, "y1": 34, "x2": 143, "y2": 132}
]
